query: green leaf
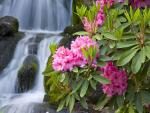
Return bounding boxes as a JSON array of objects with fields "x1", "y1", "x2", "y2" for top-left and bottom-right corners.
[
  {"x1": 49, "y1": 43, "x2": 58, "y2": 55},
  {"x1": 76, "y1": 5, "x2": 87, "y2": 18},
  {"x1": 118, "y1": 23, "x2": 130, "y2": 30},
  {"x1": 65, "y1": 95, "x2": 70, "y2": 106},
  {"x1": 93, "y1": 34, "x2": 103, "y2": 40},
  {"x1": 109, "y1": 41, "x2": 116, "y2": 48},
  {"x1": 95, "y1": 95, "x2": 110, "y2": 110},
  {"x1": 117, "y1": 48, "x2": 139, "y2": 66},
  {"x1": 131, "y1": 52, "x2": 142, "y2": 74},
  {"x1": 115, "y1": 106, "x2": 125, "y2": 113},
  {"x1": 80, "y1": 80, "x2": 89, "y2": 97},
  {"x1": 57, "y1": 99, "x2": 65, "y2": 112},
  {"x1": 71, "y1": 80, "x2": 83, "y2": 94},
  {"x1": 90, "y1": 79, "x2": 97, "y2": 90},
  {"x1": 80, "y1": 98, "x2": 88, "y2": 109},
  {"x1": 102, "y1": 32, "x2": 118, "y2": 40},
  {"x1": 124, "y1": 10, "x2": 131, "y2": 23},
  {"x1": 100, "y1": 55, "x2": 112, "y2": 62},
  {"x1": 140, "y1": 47, "x2": 146, "y2": 63},
  {"x1": 93, "y1": 75, "x2": 110, "y2": 84},
  {"x1": 116, "y1": 96, "x2": 124, "y2": 107},
  {"x1": 117, "y1": 41, "x2": 138, "y2": 48},
  {"x1": 133, "y1": 8, "x2": 140, "y2": 22},
  {"x1": 69, "y1": 95, "x2": 75, "y2": 113},
  {"x1": 145, "y1": 46, "x2": 150, "y2": 59},
  {"x1": 73, "y1": 31, "x2": 89, "y2": 36},
  {"x1": 128, "y1": 104, "x2": 135, "y2": 113},
  {"x1": 59, "y1": 73, "x2": 66, "y2": 82},
  {"x1": 135, "y1": 93, "x2": 143, "y2": 113},
  {"x1": 74, "y1": 93, "x2": 80, "y2": 101},
  {"x1": 140, "y1": 90, "x2": 150, "y2": 105},
  {"x1": 72, "y1": 67, "x2": 78, "y2": 73},
  {"x1": 126, "y1": 89, "x2": 135, "y2": 102},
  {"x1": 130, "y1": 6, "x2": 133, "y2": 20}
]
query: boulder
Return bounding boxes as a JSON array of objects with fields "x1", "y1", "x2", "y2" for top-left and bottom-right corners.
[
  {"x1": 59, "y1": 35, "x2": 75, "y2": 48},
  {"x1": 59, "y1": 25, "x2": 84, "y2": 48},
  {"x1": 63, "y1": 24, "x2": 83, "y2": 35},
  {"x1": 15, "y1": 55, "x2": 39, "y2": 93},
  {"x1": 0, "y1": 16, "x2": 19, "y2": 37},
  {"x1": 0, "y1": 32, "x2": 24, "y2": 73}
]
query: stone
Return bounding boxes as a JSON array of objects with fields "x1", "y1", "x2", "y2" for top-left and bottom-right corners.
[
  {"x1": 0, "y1": 32, "x2": 24, "y2": 73},
  {"x1": 59, "y1": 25, "x2": 84, "y2": 48},
  {"x1": 0, "y1": 16, "x2": 19, "y2": 37},
  {"x1": 15, "y1": 55, "x2": 39, "y2": 93}
]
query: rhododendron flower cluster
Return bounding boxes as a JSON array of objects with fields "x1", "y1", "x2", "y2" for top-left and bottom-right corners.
[
  {"x1": 96, "y1": 0, "x2": 114, "y2": 7},
  {"x1": 96, "y1": 0, "x2": 124, "y2": 7},
  {"x1": 52, "y1": 47, "x2": 75, "y2": 71},
  {"x1": 82, "y1": 17, "x2": 98, "y2": 34},
  {"x1": 52, "y1": 36, "x2": 99, "y2": 71},
  {"x1": 95, "y1": 8, "x2": 105, "y2": 27},
  {"x1": 129, "y1": 0, "x2": 150, "y2": 8},
  {"x1": 101, "y1": 62, "x2": 128, "y2": 97}
]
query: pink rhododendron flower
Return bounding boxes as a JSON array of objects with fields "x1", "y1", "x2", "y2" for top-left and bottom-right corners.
[
  {"x1": 82, "y1": 17, "x2": 98, "y2": 34},
  {"x1": 52, "y1": 46, "x2": 75, "y2": 71},
  {"x1": 101, "y1": 62, "x2": 128, "y2": 97},
  {"x1": 95, "y1": 9, "x2": 105, "y2": 26},
  {"x1": 129, "y1": 0, "x2": 150, "y2": 8},
  {"x1": 96, "y1": 0, "x2": 124, "y2": 7},
  {"x1": 71, "y1": 36, "x2": 99, "y2": 67},
  {"x1": 52, "y1": 36, "x2": 99, "y2": 72}
]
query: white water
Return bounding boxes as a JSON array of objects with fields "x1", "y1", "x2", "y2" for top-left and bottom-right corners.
[
  {"x1": 0, "y1": 0, "x2": 72, "y2": 31},
  {"x1": 0, "y1": 34, "x2": 62, "y2": 112},
  {"x1": 0, "y1": 34, "x2": 34, "y2": 93}
]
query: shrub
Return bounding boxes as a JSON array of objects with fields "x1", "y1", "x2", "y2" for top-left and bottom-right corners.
[{"x1": 44, "y1": 0, "x2": 150, "y2": 113}]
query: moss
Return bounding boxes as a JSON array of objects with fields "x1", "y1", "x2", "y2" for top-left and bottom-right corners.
[{"x1": 16, "y1": 55, "x2": 38, "y2": 93}]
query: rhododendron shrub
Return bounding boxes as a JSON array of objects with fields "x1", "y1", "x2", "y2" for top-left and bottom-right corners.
[{"x1": 44, "y1": 0, "x2": 150, "y2": 113}]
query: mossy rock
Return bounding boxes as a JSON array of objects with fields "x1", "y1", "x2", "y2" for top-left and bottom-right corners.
[
  {"x1": 15, "y1": 55, "x2": 39, "y2": 93},
  {"x1": 0, "y1": 16, "x2": 19, "y2": 37}
]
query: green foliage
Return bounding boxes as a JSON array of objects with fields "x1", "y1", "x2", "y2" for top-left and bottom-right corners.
[
  {"x1": 93, "y1": 5, "x2": 150, "y2": 113},
  {"x1": 43, "y1": 43, "x2": 110, "y2": 113},
  {"x1": 44, "y1": 2, "x2": 150, "y2": 113},
  {"x1": 76, "y1": 3, "x2": 100, "y2": 22},
  {"x1": 96, "y1": 6, "x2": 150, "y2": 75}
]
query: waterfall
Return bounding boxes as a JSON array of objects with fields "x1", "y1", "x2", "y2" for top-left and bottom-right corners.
[
  {"x1": 0, "y1": 0, "x2": 72, "y2": 31},
  {"x1": 0, "y1": 33, "x2": 62, "y2": 113},
  {"x1": 0, "y1": 34, "x2": 33, "y2": 93},
  {"x1": 0, "y1": 0, "x2": 72, "y2": 113}
]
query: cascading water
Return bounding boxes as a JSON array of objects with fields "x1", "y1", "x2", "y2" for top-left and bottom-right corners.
[
  {"x1": 0, "y1": 0, "x2": 72, "y2": 31},
  {"x1": 0, "y1": 0, "x2": 72, "y2": 113},
  {"x1": 0, "y1": 35, "x2": 62, "y2": 113}
]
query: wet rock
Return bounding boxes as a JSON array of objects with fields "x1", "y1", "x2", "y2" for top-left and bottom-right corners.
[
  {"x1": 63, "y1": 24, "x2": 83, "y2": 35},
  {"x1": 16, "y1": 55, "x2": 39, "y2": 93},
  {"x1": 28, "y1": 43, "x2": 38, "y2": 54},
  {"x1": 59, "y1": 34, "x2": 75, "y2": 48},
  {"x1": 0, "y1": 32, "x2": 24, "y2": 73},
  {"x1": 59, "y1": 25, "x2": 83, "y2": 48},
  {"x1": 0, "y1": 16, "x2": 19, "y2": 37}
]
